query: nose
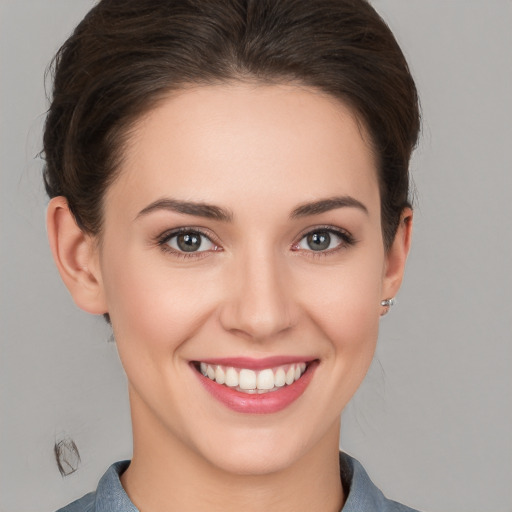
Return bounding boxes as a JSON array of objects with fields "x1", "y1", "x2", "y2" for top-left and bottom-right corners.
[{"x1": 219, "y1": 248, "x2": 298, "y2": 341}]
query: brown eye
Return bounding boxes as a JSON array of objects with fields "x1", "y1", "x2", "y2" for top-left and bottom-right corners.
[
  {"x1": 177, "y1": 233, "x2": 201, "y2": 252},
  {"x1": 166, "y1": 231, "x2": 215, "y2": 253}
]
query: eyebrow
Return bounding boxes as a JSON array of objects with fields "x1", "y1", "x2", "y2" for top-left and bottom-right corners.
[
  {"x1": 136, "y1": 198, "x2": 233, "y2": 222},
  {"x1": 290, "y1": 196, "x2": 368, "y2": 218},
  {"x1": 136, "y1": 194, "x2": 368, "y2": 222}
]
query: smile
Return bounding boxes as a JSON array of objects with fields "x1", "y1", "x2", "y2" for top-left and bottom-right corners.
[
  {"x1": 197, "y1": 362, "x2": 308, "y2": 394},
  {"x1": 192, "y1": 358, "x2": 318, "y2": 414}
]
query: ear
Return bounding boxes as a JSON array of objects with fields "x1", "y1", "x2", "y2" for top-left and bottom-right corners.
[
  {"x1": 46, "y1": 197, "x2": 108, "y2": 315},
  {"x1": 381, "y1": 208, "x2": 413, "y2": 303}
]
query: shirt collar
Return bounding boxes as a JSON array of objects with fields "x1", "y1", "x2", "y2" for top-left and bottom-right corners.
[
  {"x1": 92, "y1": 453, "x2": 394, "y2": 512},
  {"x1": 340, "y1": 452, "x2": 391, "y2": 511},
  {"x1": 95, "y1": 461, "x2": 138, "y2": 512}
]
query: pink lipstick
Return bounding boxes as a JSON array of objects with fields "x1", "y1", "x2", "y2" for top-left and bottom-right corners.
[{"x1": 192, "y1": 358, "x2": 318, "y2": 414}]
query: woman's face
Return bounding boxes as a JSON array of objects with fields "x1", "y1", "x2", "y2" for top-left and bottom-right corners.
[{"x1": 84, "y1": 83, "x2": 409, "y2": 474}]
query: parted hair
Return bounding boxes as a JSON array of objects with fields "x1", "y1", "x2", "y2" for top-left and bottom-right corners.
[{"x1": 43, "y1": 0, "x2": 420, "y2": 248}]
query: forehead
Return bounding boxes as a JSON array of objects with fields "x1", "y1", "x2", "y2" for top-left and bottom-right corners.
[{"x1": 107, "y1": 83, "x2": 380, "y2": 218}]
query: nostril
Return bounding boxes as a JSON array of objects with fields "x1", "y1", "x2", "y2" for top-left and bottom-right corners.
[{"x1": 217, "y1": 262, "x2": 300, "y2": 340}]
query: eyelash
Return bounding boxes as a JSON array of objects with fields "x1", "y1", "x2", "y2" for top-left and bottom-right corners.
[
  {"x1": 155, "y1": 225, "x2": 356, "y2": 259},
  {"x1": 292, "y1": 225, "x2": 357, "y2": 257},
  {"x1": 156, "y1": 227, "x2": 221, "y2": 259}
]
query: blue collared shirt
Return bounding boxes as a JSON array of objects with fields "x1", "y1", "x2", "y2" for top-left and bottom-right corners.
[{"x1": 57, "y1": 452, "x2": 421, "y2": 511}]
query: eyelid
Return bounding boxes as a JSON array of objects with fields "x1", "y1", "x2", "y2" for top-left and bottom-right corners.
[
  {"x1": 291, "y1": 225, "x2": 356, "y2": 253},
  {"x1": 153, "y1": 224, "x2": 355, "y2": 258},
  {"x1": 155, "y1": 226, "x2": 222, "y2": 256}
]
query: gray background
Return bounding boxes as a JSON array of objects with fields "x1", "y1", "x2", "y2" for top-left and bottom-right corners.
[{"x1": 1, "y1": 1, "x2": 511, "y2": 511}]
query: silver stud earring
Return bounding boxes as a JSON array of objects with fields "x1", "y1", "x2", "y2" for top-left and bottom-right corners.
[{"x1": 380, "y1": 297, "x2": 395, "y2": 316}]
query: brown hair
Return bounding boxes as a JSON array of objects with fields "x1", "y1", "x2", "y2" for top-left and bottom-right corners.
[{"x1": 43, "y1": 0, "x2": 420, "y2": 248}]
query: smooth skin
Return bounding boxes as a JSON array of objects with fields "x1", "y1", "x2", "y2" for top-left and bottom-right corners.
[{"x1": 47, "y1": 83, "x2": 412, "y2": 512}]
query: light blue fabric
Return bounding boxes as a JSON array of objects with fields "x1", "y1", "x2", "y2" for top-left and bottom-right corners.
[
  {"x1": 340, "y1": 455, "x2": 420, "y2": 511},
  {"x1": 57, "y1": 453, "x2": 421, "y2": 511},
  {"x1": 56, "y1": 461, "x2": 135, "y2": 512}
]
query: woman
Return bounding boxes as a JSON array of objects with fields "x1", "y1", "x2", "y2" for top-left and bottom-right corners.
[{"x1": 44, "y1": 0, "x2": 420, "y2": 510}]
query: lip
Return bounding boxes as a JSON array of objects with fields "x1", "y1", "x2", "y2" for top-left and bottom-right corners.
[{"x1": 191, "y1": 359, "x2": 319, "y2": 414}]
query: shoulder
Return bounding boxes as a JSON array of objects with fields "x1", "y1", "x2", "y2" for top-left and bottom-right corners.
[
  {"x1": 55, "y1": 461, "x2": 134, "y2": 512},
  {"x1": 57, "y1": 455, "x2": 421, "y2": 512},
  {"x1": 340, "y1": 452, "x2": 423, "y2": 512}
]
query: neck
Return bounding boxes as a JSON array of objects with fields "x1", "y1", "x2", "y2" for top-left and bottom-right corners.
[{"x1": 121, "y1": 391, "x2": 344, "y2": 512}]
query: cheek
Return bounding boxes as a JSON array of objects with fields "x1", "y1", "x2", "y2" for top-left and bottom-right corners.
[
  {"x1": 100, "y1": 247, "x2": 217, "y2": 361},
  {"x1": 295, "y1": 249, "x2": 383, "y2": 396},
  {"x1": 316, "y1": 279, "x2": 380, "y2": 382},
  {"x1": 299, "y1": 257, "x2": 383, "y2": 345}
]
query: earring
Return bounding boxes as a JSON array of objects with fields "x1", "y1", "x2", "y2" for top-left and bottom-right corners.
[{"x1": 380, "y1": 297, "x2": 395, "y2": 316}]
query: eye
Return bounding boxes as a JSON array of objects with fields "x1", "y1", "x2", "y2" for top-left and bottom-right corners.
[
  {"x1": 161, "y1": 229, "x2": 217, "y2": 254},
  {"x1": 294, "y1": 228, "x2": 354, "y2": 253}
]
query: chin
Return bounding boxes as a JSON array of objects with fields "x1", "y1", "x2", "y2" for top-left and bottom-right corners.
[
  {"x1": 200, "y1": 439, "x2": 305, "y2": 476},
  {"x1": 186, "y1": 414, "x2": 338, "y2": 477}
]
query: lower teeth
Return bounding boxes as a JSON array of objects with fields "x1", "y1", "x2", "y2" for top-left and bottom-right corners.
[{"x1": 234, "y1": 386, "x2": 280, "y2": 394}]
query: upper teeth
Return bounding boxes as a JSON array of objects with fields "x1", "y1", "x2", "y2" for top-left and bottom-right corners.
[{"x1": 199, "y1": 362, "x2": 307, "y2": 393}]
